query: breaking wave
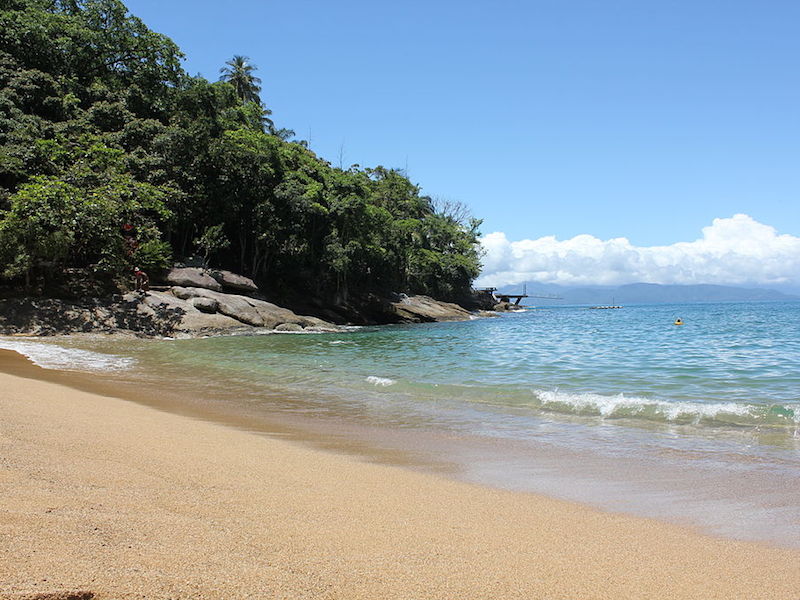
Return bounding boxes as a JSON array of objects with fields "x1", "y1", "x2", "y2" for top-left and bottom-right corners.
[
  {"x1": 0, "y1": 339, "x2": 135, "y2": 372},
  {"x1": 528, "y1": 389, "x2": 798, "y2": 427},
  {"x1": 366, "y1": 376, "x2": 396, "y2": 387}
]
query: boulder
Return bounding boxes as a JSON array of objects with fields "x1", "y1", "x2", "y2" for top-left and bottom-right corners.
[
  {"x1": 209, "y1": 269, "x2": 259, "y2": 293},
  {"x1": 170, "y1": 286, "x2": 197, "y2": 300},
  {"x1": 164, "y1": 267, "x2": 222, "y2": 291},
  {"x1": 274, "y1": 322, "x2": 303, "y2": 332},
  {"x1": 465, "y1": 289, "x2": 499, "y2": 311},
  {"x1": 142, "y1": 291, "x2": 248, "y2": 334},
  {"x1": 247, "y1": 299, "x2": 308, "y2": 329},
  {"x1": 169, "y1": 287, "x2": 287, "y2": 328},
  {"x1": 191, "y1": 290, "x2": 264, "y2": 327},
  {"x1": 390, "y1": 295, "x2": 473, "y2": 323},
  {"x1": 191, "y1": 297, "x2": 218, "y2": 313},
  {"x1": 169, "y1": 284, "x2": 319, "y2": 330},
  {"x1": 0, "y1": 290, "x2": 336, "y2": 337}
]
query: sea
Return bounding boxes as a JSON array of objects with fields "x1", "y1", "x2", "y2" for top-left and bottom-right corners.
[{"x1": 3, "y1": 301, "x2": 800, "y2": 548}]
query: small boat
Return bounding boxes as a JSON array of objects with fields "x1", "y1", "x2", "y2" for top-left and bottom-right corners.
[{"x1": 590, "y1": 298, "x2": 623, "y2": 309}]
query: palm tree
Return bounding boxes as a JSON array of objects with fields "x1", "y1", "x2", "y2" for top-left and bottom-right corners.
[{"x1": 219, "y1": 55, "x2": 262, "y2": 104}]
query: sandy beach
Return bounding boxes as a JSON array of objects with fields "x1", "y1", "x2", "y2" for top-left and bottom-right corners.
[{"x1": 1, "y1": 350, "x2": 799, "y2": 600}]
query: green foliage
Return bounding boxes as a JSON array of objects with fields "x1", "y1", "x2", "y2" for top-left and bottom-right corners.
[
  {"x1": 194, "y1": 224, "x2": 229, "y2": 266},
  {"x1": 133, "y1": 238, "x2": 171, "y2": 273},
  {"x1": 219, "y1": 55, "x2": 262, "y2": 105},
  {"x1": 0, "y1": 0, "x2": 482, "y2": 301},
  {"x1": 0, "y1": 177, "x2": 119, "y2": 279}
]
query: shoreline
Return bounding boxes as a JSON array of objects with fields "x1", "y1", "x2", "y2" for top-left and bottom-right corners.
[
  {"x1": 4, "y1": 332, "x2": 800, "y2": 552},
  {"x1": 2, "y1": 350, "x2": 800, "y2": 599}
]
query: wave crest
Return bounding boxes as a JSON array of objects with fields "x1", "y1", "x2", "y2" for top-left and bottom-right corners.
[
  {"x1": 531, "y1": 389, "x2": 798, "y2": 426},
  {"x1": 366, "y1": 376, "x2": 396, "y2": 387}
]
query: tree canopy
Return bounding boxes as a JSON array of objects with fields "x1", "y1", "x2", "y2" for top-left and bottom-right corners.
[
  {"x1": 0, "y1": 0, "x2": 482, "y2": 304},
  {"x1": 219, "y1": 55, "x2": 262, "y2": 104}
]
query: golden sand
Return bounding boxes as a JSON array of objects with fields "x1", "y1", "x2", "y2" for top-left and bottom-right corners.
[{"x1": 1, "y1": 352, "x2": 798, "y2": 599}]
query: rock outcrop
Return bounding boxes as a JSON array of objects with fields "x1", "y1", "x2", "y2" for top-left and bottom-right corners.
[
  {"x1": 164, "y1": 267, "x2": 223, "y2": 292},
  {"x1": 0, "y1": 288, "x2": 338, "y2": 337},
  {"x1": 0, "y1": 265, "x2": 507, "y2": 337},
  {"x1": 493, "y1": 301, "x2": 514, "y2": 312},
  {"x1": 389, "y1": 295, "x2": 473, "y2": 323},
  {"x1": 168, "y1": 287, "x2": 335, "y2": 331},
  {"x1": 162, "y1": 267, "x2": 259, "y2": 296},
  {"x1": 191, "y1": 297, "x2": 218, "y2": 313},
  {"x1": 209, "y1": 269, "x2": 259, "y2": 294}
]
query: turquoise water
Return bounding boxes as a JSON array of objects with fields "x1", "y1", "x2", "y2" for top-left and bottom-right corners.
[
  {"x1": 138, "y1": 301, "x2": 800, "y2": 431},
  {"x1": 4, "y1": 301, "x2": 800, "y2": 546}
]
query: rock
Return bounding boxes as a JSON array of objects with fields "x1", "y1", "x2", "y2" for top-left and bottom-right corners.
[
  {"x1": 0, "y1": 290, "x2": 336, "y2": 338},
  {"x1": 191, "y1": 297, "x2": 218, "y2": 313},
  {"x1": 302, "y1": 323, "x2": 341, "y2": 333},
  {"x1": 168, "y1": 287, "x2": 262, "y2": 326},
  {"x1": 201, "y1": 291, "x2": 264, "y2": 327},
  {"x1": 493, "y1": 302, "x2": 513, "y2": 312},
  {"x1": 464, "y1": 289, "x2": 499, "y2": 311},
  {"x1": 209, "y1": 269, "x2": 259, "y2": 293},
  {"x1": 390, "y1": 295, "x2": 473, "y2": 323},
  {"x1": 170, "y1": 286, "x2": 196, "y2": 300},
  {"x1": 297, "y1": 316, "x2": 339, "y2": 331},
  {"x1": 247, "y1": 299, "x2": 302, "y2": 329},
  {"x1": 167, "y1": 287, "x2": 337, "y2": 330},
  {"x1": 274, "y1": 322, "x2": 303, "y2": 332},
  {"x1": 141, "y1": 291, "x2": 248, "y2": 334},
  {"x1": 164, "y1": 267, "x2": 222, "y2": 291}
]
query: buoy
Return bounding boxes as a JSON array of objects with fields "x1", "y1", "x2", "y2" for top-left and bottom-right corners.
[{"x1": 674, "y1": 318, "x2": 683, "y2": 326}]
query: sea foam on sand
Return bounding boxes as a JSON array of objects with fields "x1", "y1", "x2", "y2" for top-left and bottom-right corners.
[{"x1": 0, "y1": 338, "x2": 134, "y2": 372}]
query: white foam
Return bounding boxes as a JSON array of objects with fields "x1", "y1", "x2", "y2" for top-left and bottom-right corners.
[
  {"x1": 366, "y1": 376, "x2": 396, "y2": 387},
  {"x1": 0, "y1": 339, "x2": 135, "y2": 372},
  {"x1": 533, "y1": 389, "x2": 794, "y2": 425}
]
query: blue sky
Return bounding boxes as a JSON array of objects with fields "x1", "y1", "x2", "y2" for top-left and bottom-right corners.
[{"x1": 124, "y1": 0, "x2": 800, "y2": 287}]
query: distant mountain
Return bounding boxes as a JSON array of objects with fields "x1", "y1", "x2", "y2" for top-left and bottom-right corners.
[{"x1": 494, "y1": 282, "x2": 800, "y2": 305}]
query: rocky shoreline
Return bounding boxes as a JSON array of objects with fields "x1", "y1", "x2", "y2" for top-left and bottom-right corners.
[{"x1": 0, "y1": 268, "x2": 499, "y2": 338}]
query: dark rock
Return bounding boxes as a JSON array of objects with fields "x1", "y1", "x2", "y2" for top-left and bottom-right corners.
[{"x1": 462, "y1": 289, "x2": 498, "y2": 311}]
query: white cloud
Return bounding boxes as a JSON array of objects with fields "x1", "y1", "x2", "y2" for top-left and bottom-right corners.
[{"x1": 476, "y1": 214, "x2": 800, "y2": 288}]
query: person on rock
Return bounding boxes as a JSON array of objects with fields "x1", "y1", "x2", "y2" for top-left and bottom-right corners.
[{"x1": 133, "y1": 266, "x2": 149, "y2": 292}]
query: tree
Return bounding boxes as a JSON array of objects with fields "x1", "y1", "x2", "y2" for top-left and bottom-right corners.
[
  {"x1": 194, "y1": 223, "x2": 229, "y2": 266},
  {"x1": 218, "y1": 55, "x2": 262, "y2": 104},
  {"x1": 0, "y1": 1, "x2": 484, "y2": 305}
]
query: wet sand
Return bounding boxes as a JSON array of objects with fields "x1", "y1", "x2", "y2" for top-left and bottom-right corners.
[{"x1": 2, "y1": 351, "x2": 799, "y2": 599}]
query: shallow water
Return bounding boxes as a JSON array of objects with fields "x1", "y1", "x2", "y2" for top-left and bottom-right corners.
[{"x1": 4, "y1": 301, "x2": 800, "y2": 547}]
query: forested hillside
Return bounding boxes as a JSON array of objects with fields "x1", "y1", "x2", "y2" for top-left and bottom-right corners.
[{"x1": 0, "y1": 0, "x2": 482, "y2": 304}]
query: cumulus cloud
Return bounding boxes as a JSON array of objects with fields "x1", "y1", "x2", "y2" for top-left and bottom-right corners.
[{"x1": 476, "y1": 214, "x2": 800, "y2": 288}]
